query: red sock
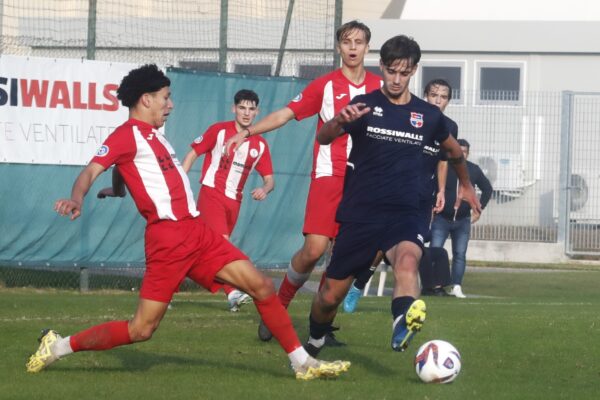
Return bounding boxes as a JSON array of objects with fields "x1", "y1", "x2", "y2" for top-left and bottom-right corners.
[
  {"x1": 278, "y1": 275, "x2": 302, "y2": 308},
  {"x1": 70, "y1": 320, "x2": 132, "y2": 352},
  {"x1": 222, "y1": 284, "x2": 235, "y2": 296},
  {"x1": 254, "y1": 294, "x2": 301, "y2": 353}
]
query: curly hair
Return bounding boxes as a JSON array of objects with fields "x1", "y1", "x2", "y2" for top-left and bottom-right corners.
[{"x1": 116, "y1": 64, "x2": 171, "y2": 108}]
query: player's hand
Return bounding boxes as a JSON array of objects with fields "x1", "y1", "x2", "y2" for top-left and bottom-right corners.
[
  {"x1": 458, "y1": 183, "x2": 482, "y2": 215},
  {"x1": 251, "y1": 187, "x2": 268, "y2": 201},
  {"x1": 336, "y1": 103, "x2": 371, "y2": 124},
  {"x1": 54, "y1": 199, "x2": 83, "y2": 220},
  {"x1": 433, "y1": 191, "x2": 445, "y2": 213},
  {"x1": 224, "y1": 131, "x2": 247, "y2": 159},
  {"x1": 471, "y1": 210, "x2": 481, "y2": 224}
]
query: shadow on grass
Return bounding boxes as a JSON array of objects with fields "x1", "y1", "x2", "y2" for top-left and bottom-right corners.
[{"x1": 51, "y1": 347, "x2": 290, "y2": 378}]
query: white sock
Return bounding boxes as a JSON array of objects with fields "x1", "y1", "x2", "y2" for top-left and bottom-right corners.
[
  {"x1": 286, "y1": 263, "x2": 311, "y2": 287},
  {"x1": 227, "y1": 290, "x2": 241, "y2": 301},
  {"x1": 288, "y1": 346, "x2": 310, "y2": 367},
  {"x1": 54, "y1": 336, "x2": 74, "y2": 358},
  {"x1": 307, "y1": 335, "x2": 326, "y2": 348}
]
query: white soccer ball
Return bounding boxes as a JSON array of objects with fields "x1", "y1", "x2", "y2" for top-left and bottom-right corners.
[{"x1": 415, "y1": 340, "x2": 461, "y2": 384}]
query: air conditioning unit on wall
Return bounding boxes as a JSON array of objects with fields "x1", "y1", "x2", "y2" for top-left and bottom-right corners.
[
  {"x1": 568, "y1": 172, "x2": 600, "y2": 222},
  {"x1": 476, "y1": 153, "x2": 526, "y2": 197}
]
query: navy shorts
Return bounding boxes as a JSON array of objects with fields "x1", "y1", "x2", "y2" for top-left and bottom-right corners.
[{"x1": 326, "y1": 216, "x2": 424, "y2": 280}]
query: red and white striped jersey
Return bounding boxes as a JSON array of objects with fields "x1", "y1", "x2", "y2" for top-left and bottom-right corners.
[
  {"x1": 191, "y1": 120, "x2": 273, "y2": 202},
  {"x1": 91, "y1": 118, "x2": 199, "y2": 224},
  {"x1": 287, "y1": 68, "x2": 381, "y2": 178}
]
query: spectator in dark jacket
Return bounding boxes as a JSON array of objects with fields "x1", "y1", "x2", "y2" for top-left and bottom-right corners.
[{"x1": 430, "y1": 139, "x2": 493, "y2": 298}]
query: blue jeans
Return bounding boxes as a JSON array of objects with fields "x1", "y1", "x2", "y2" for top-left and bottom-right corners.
[{"x1": 430, "y1": 215, "x2": 471, "y2": 285}]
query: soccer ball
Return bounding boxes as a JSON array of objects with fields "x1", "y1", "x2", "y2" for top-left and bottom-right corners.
[{"x1": 415, "y1": 340, "x2": 461, "y2": 384}]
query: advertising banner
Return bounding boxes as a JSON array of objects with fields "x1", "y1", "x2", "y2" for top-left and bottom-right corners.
[{"x1": 0, "y1": 55, "x2": 136, "y2": 165}]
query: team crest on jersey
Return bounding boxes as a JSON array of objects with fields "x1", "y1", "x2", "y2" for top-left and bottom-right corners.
[
  {"x1": 373, "y1": 106, "x2": 383, "y2": 117},
  {"x1": 249, "y1": 148, "x2": 259, "y2": 158},
  {"x1": 193, "y1": 136, "x2": 203, "y2": 144},
  {"x1": 292, "y1": 93, "x2": 302, "y2": 102},
  {"x1": 410, "y1": 112, "x2": 424, "y2": 128},
  {"x1": 96, "y1": 145, "x2": 109, "y2": 157}
]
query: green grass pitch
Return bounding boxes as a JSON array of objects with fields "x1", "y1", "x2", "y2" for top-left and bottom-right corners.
[{"x1": 1, "y1": 267, "x2": 599, "y2": 400}]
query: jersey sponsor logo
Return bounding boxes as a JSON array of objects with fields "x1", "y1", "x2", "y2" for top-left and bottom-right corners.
[
  {"x1": 292, "y1": 93, "x2": 302, "y2": 102},
  {"x1": 373, "y1": 106, "x2": 383, "y2": 117},
  {"x1": 410, "y1": 112, "x2": 424, "y2": 128},
  {"x1": 335, "y1": 93, "x2": 348, "y2": 100},
  {"x1": 232, "y1": 160, "x2": 252, "y2": 170},
  {"x1": 193, "y1": 136, "x2": 203, "y2": 144},
  {"x1": 249, "y1": 148, "x2": 259, "y2": 158},
  {"x1": 366, "y1": 125, "x2": 423, "y2": 141},
  {"x1": 423, "y1": 145, "x2": 440, "y2": 156},
  {"x1": 96, "y1": 145, "x2": 109, "y2": 157}
]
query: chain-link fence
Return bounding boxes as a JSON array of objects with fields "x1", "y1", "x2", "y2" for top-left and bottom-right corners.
[{"x1": 0, "y1": 0, "x2": 340, "y2": 78}]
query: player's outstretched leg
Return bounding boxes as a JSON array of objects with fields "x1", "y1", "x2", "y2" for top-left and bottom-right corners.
[
  {"x1": 26, "y1": 329, "x2": 63, "y2": 373},
  {"x1": 391, "y1": 298, "x2": 426, "y2": 352}
]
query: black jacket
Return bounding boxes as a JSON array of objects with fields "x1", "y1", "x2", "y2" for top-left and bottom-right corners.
[{"x1": 438, "y1": 160, "x2": 493, "y2": 220}]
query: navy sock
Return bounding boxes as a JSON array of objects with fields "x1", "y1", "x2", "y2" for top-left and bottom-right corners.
[
  {"x1": 309, "y1": 314, "x2": 333, "y2": 340},
  {"x1": 391, "y1": 296, "x2": 415, "y2": 321}
]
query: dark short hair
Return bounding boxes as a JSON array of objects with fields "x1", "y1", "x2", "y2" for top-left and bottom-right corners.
[
  {"x1": 380, "y1": 35, "x2": 421, "y2": 68},
  {"x1": 458, "y1": 139, "x2": 470, "y2": 150},
  {"x1": 424, "y1": 78, "x2": 453, "y2": 101},
  {"x1": 117, "y1": 64, "x2": 170, "y2": 108},
  {"x1": 234, "y1": 89, "x2": 259, "y2": 106},
  {"x1": 336, "y1": 20, "x2": 371, "y2": 43}
]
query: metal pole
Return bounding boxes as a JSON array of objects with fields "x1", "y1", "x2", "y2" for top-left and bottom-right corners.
[
  {"x1": 557, "y1": 91, "x2": 573, "y2": 253},
  {"x1": 332, "y1": 0, "x2": 343, "y2": 69},
  {"x1": 80, "y1": 267, "x2": 90, "y2": 292},
  {"x1": 274, "y1": 0, "x2": 295, "y2": 77},
  {"x1": 86, "y1": 0, "x2": 97, "y2": 60},
  {"x1": 219, "y1": 0, "x2": 228, "y2": 73}
]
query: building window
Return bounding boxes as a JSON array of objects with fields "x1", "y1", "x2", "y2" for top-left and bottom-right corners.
[
  {"x1": 298, "y1": 65, "x2": 332, "y2": 80},
  {"x1": 179, "y1": 61, "x2": 219, "y2": 72},
  {"x1": 420, "y1": 65, "x2": 462, "y2": 102},
  {"x1": 234, "y1": 64, "x2": 272, "y2": 76},
  {"x1": 477, "y1": 62, "x2": 524, "y2": 105}
]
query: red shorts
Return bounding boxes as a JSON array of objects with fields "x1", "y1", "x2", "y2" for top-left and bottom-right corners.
[
  {"x1": 302, "y1": 175, "x2": 344, "y2": 238},
  {"x1": 197, "y1": 186, "x2": 241, "y2": 236},
  {"x1": 140, "y1": 217, "x2": 248, "y2": 302}
]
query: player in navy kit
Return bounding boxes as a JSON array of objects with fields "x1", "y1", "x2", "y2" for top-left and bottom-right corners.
[{"x1": 304, "y1": 35, "x2": 481, "y2": 356}]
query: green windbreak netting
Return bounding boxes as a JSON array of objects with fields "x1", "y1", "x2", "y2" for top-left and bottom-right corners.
[{"x1": 0, "y1": 68, "x2": 316, "y2": 273}]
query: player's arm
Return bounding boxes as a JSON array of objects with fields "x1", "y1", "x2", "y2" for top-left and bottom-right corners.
[
  {"x1": 226, "y1": 107, "x2": 296, "y2": 154},
  {"x1": 182, "y1": 149, "x2": 199, "y2": 173},
  {"x1": 55, "y1": 162, "x2": 106, "y2": 220},
  {"x1": 433, "y1": 160, "x2": 448, "y2": 213},
  {"x1": 251, "y1": 174, "x2": 274, "y2": 201},
  {"x1": 97, "y1": 167, "x2": 126, "y2": 198},
  {"x1": 440, "y1": 136, "x2": 482, "y2": 214},
  {"x1": 318, "y1": 103, "x2": 370, "y2": 145}
]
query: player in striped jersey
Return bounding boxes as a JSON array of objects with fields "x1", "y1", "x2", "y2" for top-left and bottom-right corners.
[
  {"x1": 26, "y1": 64, "x2": 350, "y2": 380},
  {"x1": 182, "y1": 89, "x2": 274, "y2": 311},
  {"x1": 225, "y1": 20, "x2": 381, "y2": 343}
]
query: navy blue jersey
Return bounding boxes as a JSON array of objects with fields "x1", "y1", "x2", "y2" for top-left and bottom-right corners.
[
  {"x1": 337, "y1": 90, "x2": 449, "y2": 223},
  {"x1": 420, "y1": 114, "x2": 459, "y2": 207}
]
